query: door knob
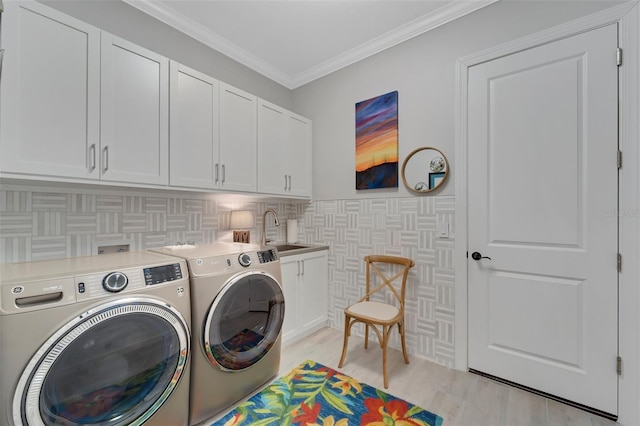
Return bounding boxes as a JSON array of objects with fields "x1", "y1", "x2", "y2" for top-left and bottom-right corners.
[{"x1": 471, "y1": 251, "x2": 491, "y2": 261}]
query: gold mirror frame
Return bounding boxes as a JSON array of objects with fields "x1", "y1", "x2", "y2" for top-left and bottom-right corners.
[{"x1": 401, "y1": 147, "x2": 449, "y2": 194}]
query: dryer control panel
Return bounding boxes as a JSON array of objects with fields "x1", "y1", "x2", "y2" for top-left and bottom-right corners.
[{"x1": 257, "y1": 249, "x2": 278, "y2": 264}]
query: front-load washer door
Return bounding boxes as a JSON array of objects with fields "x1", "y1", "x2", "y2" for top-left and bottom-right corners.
[
  {"x1": 204, "y1": 270, "x2": 284, "y2": 371},
  {"x1": 13, "y1": 297, "x2": 190, "y2": 426}
]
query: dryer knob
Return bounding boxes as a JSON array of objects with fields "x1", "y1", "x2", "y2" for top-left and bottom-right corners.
[
  {"x1": 103, "y1": 272, "x2": 128, "y2": 292},
  {"x1": 238, "y1": 253, "x2": 252, "y2": 267}
]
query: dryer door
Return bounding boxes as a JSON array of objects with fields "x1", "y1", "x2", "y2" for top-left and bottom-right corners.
[
  {"x1": 13, "y1": 297, "x2": 190, "y2": 426},
  {"x1": 204, "y1": 270, "x2": 284, "y2": 371}
]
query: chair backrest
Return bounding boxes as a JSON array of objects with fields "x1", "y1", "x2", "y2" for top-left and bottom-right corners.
[{"x1": 362, "y1": 255, "x2": 415, "y2": 310}]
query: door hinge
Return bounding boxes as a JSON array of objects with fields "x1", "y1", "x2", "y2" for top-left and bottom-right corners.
[
  {"x1": 617, "y1": 356, "x2": 623, "y2": 375},
  {"x1": 617, "y1": 48, "x2": 622, "y2": 66},
  {"x1": 617, "y1": 253, "x2": 622, "y2": 272},
  {"x1": 618, "y1": 150, "x2": 622, "y2": 169}
]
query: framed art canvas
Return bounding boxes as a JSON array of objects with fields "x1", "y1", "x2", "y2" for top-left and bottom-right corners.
[{"x1": 355, "y1": 91, "x2": 398, "y2": 190}]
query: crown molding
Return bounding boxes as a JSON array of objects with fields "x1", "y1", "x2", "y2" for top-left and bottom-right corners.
[
  {"x1": 291, "y1": 0, "x2": 499, "y2": 88},
  {"x1": 123, "y1": 0, "x2": 498, "y2": 89}
]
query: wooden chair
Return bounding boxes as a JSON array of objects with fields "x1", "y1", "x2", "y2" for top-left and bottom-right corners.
[{"x1": 338, "y1": 255, "x2": 415, "y2": 388}]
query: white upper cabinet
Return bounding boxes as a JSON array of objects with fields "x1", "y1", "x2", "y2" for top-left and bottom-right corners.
[
  {"x1": 287, "y1": 113, "x2": 312, "y2": 197},
  {"x1": 0, "y1": 2, "x2": 311, "y2": 196},
  {"x1": 257, "y1": 99, "x2": 312, "y2": 198},
  {"x1": 0, "y1": 1, "x2": 100, "y2": 179},
  {"x1": 100, "y1": 34, "x2": 169, "y2": 185},
  {"x1": 257, "y1": 100, "x2": 287, "y2": 194},
  {"x1": 219, "y1": 83, "x2": 258, "y2": 193},
  {"x1": 169, "y1": 61, "x2": 220, "y2": 189}
]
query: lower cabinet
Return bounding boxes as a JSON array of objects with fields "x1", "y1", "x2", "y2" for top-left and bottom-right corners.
[{"x1": 281, "y1": 250, "x2": 328, "y2": 345}]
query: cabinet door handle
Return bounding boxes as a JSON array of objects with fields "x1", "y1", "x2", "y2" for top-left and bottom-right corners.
[
  {"x1": 0, "y1": 49, "x2": 4, "y2": 81},
  {"x1": 284, "y1": 174, "x2": 288, "y2": 191},
  {"x1": 102, "y1": 146, "x2": 109, "y2": 173},
  {"x1": 89, "y1": 144, "x2": 96, "y2": 171},
  {"x1": 221, "y1": 164, "x2": 226, "y2": 183},
  {"x1": 215, "y1": 163, "x2": 219, "y2": 183}
]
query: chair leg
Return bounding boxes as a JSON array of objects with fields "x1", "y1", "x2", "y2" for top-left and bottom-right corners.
[
  {"x1": 382, "y1": 325, "x2": 389, "y2": 389},
  {"x1": 364, "y1": 324, "x2": 369, "y2": 349},
  {"x1": 338, "y1": 315, "x2": 351, "y2": 368},
  {"x1": 399, "y1": 321, "x2": 410, "y2": 364}
]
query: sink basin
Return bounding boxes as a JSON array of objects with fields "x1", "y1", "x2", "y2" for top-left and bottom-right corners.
[{"x1": 274, "y1": 244, "x2": 308, "y2": 252}]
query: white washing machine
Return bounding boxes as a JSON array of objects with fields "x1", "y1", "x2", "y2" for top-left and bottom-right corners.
[
  {"x1": 149, "y1": 243, "x2": 284, "y2": 426},
  {"x1": 0, "y1": 251, "x2": 191, "y2": 426}
]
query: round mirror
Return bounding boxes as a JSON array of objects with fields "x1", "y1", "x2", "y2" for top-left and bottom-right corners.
[{"x1": 401, "y1": 147, "x2": 449, "y2": 194}]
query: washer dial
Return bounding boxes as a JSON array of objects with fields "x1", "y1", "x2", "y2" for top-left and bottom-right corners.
[
  {"x1": 103, "y1": 272, "x2": 128, "y2": 292},
  {"x1": 238, "y1": 253, "x2": 252, "y2": 267}
]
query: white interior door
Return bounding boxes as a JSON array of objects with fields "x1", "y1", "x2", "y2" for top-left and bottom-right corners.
[{"x1": 467, "y1": 24, "x2": 618, "y2": 415}]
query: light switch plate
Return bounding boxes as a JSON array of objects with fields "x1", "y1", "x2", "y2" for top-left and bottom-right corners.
[{"x1": 437, "y1": 222, "x2": 449, "y2": 238}]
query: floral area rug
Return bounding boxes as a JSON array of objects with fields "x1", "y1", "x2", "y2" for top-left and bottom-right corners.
[{"x1": 212, "y1": 359, "x2": 443, "y2": 426}]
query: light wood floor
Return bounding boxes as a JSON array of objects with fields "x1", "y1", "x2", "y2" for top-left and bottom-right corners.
[{"x1": 279, "y1": 327, "x2": 619, "y2": 426}]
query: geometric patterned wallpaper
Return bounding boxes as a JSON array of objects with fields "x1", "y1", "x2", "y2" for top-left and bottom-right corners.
[
  {"x1": 0, "y1": 186, "x2": 455, "y2": 367},
  {"x1": 0, "y1": 188, "x2": 294, "y2": 263},
  {"x1": 294, "y1": 197, "x2": 456, "y2": 367}
]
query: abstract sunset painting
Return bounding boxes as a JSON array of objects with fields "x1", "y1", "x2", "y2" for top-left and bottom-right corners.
[{"x1": 355, "y1": 91, "x2": 398, "y2": 189}]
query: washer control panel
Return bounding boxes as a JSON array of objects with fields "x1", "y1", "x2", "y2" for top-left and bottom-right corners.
[
  {"x1": 74, "y1": 261, "x2": 187, "y2": 301},
  {"x1": 143, "y1": 263, "x2": 183, "y2": 285}
]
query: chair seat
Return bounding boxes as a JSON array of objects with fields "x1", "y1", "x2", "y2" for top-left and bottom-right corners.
[{"x1": 346, "y1": 301, "x2": 400, "y2": 322}]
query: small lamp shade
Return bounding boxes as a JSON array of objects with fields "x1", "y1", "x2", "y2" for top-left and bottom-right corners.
[{"x1": 230, "y1": 210, "x2": 254, "y2": 243}]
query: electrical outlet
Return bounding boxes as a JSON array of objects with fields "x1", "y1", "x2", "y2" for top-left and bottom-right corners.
[{"x1": 98, "y1": 244, "x2": 130, "y2": 254}]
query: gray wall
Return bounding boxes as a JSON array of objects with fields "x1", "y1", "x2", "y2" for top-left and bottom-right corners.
[
  {"x1": 292, "y1": 0, "x2": 623, "y2": 201},
  {"x1": 39, "y1": 0, "x2": 294, "y2": 109},
  {"x1": 284, "y1": 0, "x2": 624, "y2": 367},
  {"x1": 2, "y1": 0, "x2": 626, "y2": 370}
]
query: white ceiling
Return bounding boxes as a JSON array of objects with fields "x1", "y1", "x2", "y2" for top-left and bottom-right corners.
[{"x1": 124, "y1": 0, "x2": 498, "y2": 89}]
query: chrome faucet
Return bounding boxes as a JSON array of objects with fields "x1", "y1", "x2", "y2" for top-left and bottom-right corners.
[{"x1": 260, "y1": 209, "x2": 280, "y2": 246}]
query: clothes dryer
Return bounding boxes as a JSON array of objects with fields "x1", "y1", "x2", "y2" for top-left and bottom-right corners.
[
  {"x1": 0, "y1": 251, "x2": 191, "y2": 426},
  {"x1": 149, "y1": 243, "x2": 284, "y2": 425}
]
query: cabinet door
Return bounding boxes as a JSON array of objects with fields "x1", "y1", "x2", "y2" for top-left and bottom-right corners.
[
  {"x1": 288, "y1": 113, "x2": 312, "y2": 197},
  {"x1": 100, "y1": 34, "x2": 169, "y2": 185},
  {"x1": 169, "y1": 61, "x2": 220, "y2": 189},
  {"x1": 257, "y1": 99, "x2": 288, "y2": 195},
  {"x1": 0, "y1": 1, "x2": 100, "y2": 179},
  {"x1": 219, "y1": 82, "x2": 257, "y2": 192},
  {"x1": 298, "y1": 251, "x2": 328, "y2": 330},
  {"x1": 280, "y1": 257, "x2": 300, "y2": 343}
]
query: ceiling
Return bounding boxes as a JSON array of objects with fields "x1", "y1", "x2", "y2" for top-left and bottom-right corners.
[{"x1": 124, "y1": 0, "x2": 498, "y2": 89}]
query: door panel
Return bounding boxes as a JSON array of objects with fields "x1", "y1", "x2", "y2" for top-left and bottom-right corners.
[
  {"x1": 468, "y1": 24, "x2": 618, "y2": 414},
  {"x1": 488, "y1": 272, "x2": 583, "y2": 366},
  {"x1": 489, "y1": 56, "x2": 582, "y2": 247}
]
